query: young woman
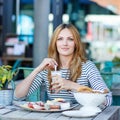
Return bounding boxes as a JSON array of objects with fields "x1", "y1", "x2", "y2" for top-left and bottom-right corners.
[{"x1": 14, "y1": 23, "x2": 112, "y2": 106}]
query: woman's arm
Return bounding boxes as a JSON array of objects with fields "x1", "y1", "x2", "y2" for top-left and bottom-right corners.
[
  {"x1": 14, "y1": 58, "x2": 57, "y2": 99},
  {"x1": 14, "y1": 65, "x2": 43, "y2": 99}
]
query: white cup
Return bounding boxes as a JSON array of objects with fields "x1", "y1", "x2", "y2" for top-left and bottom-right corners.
[{"x1": 51, "y1": 71, "x2": 61, "y2": 82}]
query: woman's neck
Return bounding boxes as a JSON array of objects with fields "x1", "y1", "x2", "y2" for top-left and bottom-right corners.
[{"x1": 60, "y1": 55, "x2": 73, "y2": 69}]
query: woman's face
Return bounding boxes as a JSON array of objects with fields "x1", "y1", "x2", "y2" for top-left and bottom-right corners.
[{"x1": 56, "y1": 28, "x2": 75, "y2": 57}]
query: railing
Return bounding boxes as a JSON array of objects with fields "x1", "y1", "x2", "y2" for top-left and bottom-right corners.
[{"x1": 94, "y1": 61, "x2": 120, "y2": 89}]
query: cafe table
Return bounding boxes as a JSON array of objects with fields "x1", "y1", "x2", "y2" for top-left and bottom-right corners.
[{"x1": 0, "y1": 101, "x2": 120, "y2": 120}]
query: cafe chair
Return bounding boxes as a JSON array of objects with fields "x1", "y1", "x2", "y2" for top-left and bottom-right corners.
[
  {"x1": 100, "y1": 71, "x2": 119, "y2": 89},
  {"x1": 94, "y1": 61, "x2": 120, "y2": 106},
  {"x1": 94, "y1": 61, "x2": 120, "y2": 86},
  {"x1": 100, "y1": 61, "x2": 120, "y2": 87},
  {"x1": 12, "y1": 67, "x2": 48, "y2": 102},
  {"x1": 12, "y1": 59, "x2": 22, "y2": 71},
  {"x1": 100, "y1": 65, "x2": 120, "y2": 106}
]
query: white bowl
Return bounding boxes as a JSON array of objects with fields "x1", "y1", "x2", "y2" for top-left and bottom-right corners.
[{"x1": 73, "y1": 92, "x2": 106, "y2": 114}]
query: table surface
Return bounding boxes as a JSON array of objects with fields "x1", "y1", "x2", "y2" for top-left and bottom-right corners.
[
  {"x1": 0, "y1": 102, "x2": 120, "y2": 120},
  {"x1": 112, "y1": 83, "x2": 120, "y2": 96}
]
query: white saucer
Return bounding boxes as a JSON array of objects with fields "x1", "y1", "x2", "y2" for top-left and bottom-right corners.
[
  {"x1": 79, "y1": 106, "x2": 102, "y2": 114},
  {"x1": 62, "y1": 110, "x2": 98, "y2": 117}
]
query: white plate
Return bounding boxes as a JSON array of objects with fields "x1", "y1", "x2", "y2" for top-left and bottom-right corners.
[
  {"x1": 16, "y1": 102, "x2": 79, "y2": 113},
  {"x1": 62, "y1": 110, "x2": 98, "y2": 117}
]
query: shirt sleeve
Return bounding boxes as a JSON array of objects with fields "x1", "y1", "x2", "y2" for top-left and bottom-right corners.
[
  {"x1": 85, "y1": 61, "x2": 112, "y2": 106},
  {"x1": 27, "y1": 71, "x2": 45, "y2": 96}
]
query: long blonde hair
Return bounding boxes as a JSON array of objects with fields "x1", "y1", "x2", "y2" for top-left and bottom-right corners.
[{"x1": 48, "y1": 23, "x2": 87, "y2": 84}]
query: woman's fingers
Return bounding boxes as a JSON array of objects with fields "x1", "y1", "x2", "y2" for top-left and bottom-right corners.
[
  {"x1": 51, "y1": 82, "x2": 62, "y2": 93},
  {"x1": 54, "y1": 83, "x2": 64, "y2": 93},
  {"x1": 51, "y1": 78, "x2": 69, "y2": 93},
  {"x1": 40, "y1": 58, "x2": 58, "y2": 70}
]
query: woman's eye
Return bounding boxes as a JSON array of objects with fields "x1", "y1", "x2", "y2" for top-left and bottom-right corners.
[
  {"x1": 68, "y1": 38, "x2": 74, "y2": 41},
  {"x1": 57, "y1": 38, "x2": 63, "y2": 41}
]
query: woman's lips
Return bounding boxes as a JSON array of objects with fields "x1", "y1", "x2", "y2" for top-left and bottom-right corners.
[{"x1": 61, "y1": 48, "x2": 69, "y2": 51}]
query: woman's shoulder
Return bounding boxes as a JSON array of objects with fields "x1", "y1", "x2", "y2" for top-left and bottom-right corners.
[
  {"x1": 82, "y1": 60, "x2": 95, "y2": 66},
  {"x1": 82, "y1": 60, "x2": 100, "y2": 75},
  {"x1": 82, "y1": 60, "x2": 98, "y2": 70}
]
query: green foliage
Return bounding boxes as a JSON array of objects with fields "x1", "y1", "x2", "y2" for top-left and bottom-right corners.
[
  {"x1": 0, "y1": 65, "x2": 18, "y2": 90},
  {"x1": 112, "y1": 56, "x2": 120, "y2": 67},
  {"x1": 112, "y1": 56, "x2": 120, "y2": 62}
]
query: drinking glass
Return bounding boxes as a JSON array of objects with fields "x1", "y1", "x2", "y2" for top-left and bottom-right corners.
[{"x1": 51, "y1": 70, "x2": 61, "y2": 93}]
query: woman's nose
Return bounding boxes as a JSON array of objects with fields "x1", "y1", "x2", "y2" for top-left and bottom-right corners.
[{"x1": 63, "y1": 39, "x2": 67, "y2": 45}]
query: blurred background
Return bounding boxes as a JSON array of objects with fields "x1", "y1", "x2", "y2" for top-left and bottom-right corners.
[{"x1": 0, "y1": 0, "x2": 120, "y2": 67}]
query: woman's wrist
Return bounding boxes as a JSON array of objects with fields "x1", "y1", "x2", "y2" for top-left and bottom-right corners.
[
  {"x1": 69, "y1": 82, "x2": 81, "y2": 91},
  {"x1": 35, "y1": 64, "x2": 44, "y2": 72}
]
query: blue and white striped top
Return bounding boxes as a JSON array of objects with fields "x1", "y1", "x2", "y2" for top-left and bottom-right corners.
[{"x1": 28, "y1": 60, "x2": 112, "y2": 106}]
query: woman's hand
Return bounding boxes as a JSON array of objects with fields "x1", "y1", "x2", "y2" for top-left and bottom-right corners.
[
  {"x1": 37, "y1": 58, "x2": 58, "y2": 71},
  {"x1": 51, "y1": 77, "x2": 80, "y2": 93},
  {"x1": 51, "y1": 78, "x2": 70, "y2": 93}
]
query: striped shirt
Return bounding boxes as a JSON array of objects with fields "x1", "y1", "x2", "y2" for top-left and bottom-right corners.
[{"x1": 28, "y1": 60, "x2": 112, "y2": 106}]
